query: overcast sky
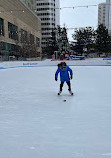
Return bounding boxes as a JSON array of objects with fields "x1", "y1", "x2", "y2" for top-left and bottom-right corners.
[{"x1": 60, "y1": 0, "x2": 106, "y2": 41}]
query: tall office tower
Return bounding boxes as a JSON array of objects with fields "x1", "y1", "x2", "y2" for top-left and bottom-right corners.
[
  {"x1": 105, "y1": 0, "x2": 111, "y2": 34},
  {"x1": 98, "y1": 3, "x2": 106, "y2": 26},
  {"x1": 36, "y1": 0, "x2": 60, "y2": 50}
]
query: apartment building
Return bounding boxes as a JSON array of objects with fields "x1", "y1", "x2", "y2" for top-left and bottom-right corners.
[
  {"x1": 98, "y1": 3, "x2": 106, "y2": 26},
  {"x1": 36, "y1": 0, "x2": 60, "y2": 50},
  {"x1": 0, "y1": 0, "x2": 41, "y2": 60}
]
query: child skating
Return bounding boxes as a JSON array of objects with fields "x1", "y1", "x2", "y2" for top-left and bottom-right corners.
[{"x1": 55, "y1": 62, "x2": 73, "y2": 95}]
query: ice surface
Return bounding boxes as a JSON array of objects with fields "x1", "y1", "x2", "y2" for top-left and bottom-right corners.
[{"x1": 0, "y1": 63, "x2": 111, "y2": 158}]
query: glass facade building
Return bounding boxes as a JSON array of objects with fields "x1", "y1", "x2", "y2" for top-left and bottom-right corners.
[{"x1": 21, "y1": 0, "x2": 37, "y2": 14}]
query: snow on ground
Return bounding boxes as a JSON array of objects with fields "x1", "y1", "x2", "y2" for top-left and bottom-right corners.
[{"x1": 0, "y1": 60, "x2": 111, "y2": 158}]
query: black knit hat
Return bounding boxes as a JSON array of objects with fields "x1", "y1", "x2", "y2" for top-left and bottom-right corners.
[{"x1": 58, "y1": 62, "x2": 67, "y2": 71}]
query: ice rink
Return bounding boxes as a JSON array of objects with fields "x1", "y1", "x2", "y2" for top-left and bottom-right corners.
[{"x1": 0, "y1": 64, "x2": 111, "y2": 158}]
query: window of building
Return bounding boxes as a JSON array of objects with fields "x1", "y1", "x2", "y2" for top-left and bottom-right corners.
[
  {"x1": 27, "y1": 2, "x2": 30, "y2": 8},
  {"x1": 37, "y1": 2, "x2": 54, "y2": 6},
  {"x1": 0, "y1": 18, "x2": 4, "y2": 36},
  {"x1": 30, "y1": 0, "x2": 33, "y2": 4},
  {"x1": 36, "y1": 37, "x2": 40, "y2": 47},
  {"x1": 34, "y1": 10, "x2": 37, "y2": 14},
  {"x1": 0, "y1": 42, "x2": 5, "y2": 55},
  {"x1": 20, "y1": 29, "x2": 27, "y2": 43},
  {"x1": 0, "y1": 41, "x2": 19, "y2": 55},
  {"x1": 8, "y1": 22, "x2": 18, "y2": 40},
  {"x1": 31, "y1": 6, "x2": 33, "y2": 11},
  {"x1": 34, "y1": 3, "x2": 36, "y2": 8},
  {"x1": 29, "y1": 34, "x2": 34, "y2": 44}
]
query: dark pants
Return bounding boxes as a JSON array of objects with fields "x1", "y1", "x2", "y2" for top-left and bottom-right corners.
[{"x1": 60, "y1": 81, "x2": 71, "y2": 91}]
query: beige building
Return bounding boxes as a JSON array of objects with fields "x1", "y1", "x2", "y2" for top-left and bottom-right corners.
[{"x1": 0, "y1": 0, "x2": 41, "y2": 60}]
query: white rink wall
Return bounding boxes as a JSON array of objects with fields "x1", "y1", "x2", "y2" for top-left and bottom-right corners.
[{"x1": 0, "y1": 58, "x2": 111, "y2": 69}]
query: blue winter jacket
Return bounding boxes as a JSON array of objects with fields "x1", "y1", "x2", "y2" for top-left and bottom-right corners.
[{"x1": 55, "y1": 66, "x2": 73, "y2": 82}]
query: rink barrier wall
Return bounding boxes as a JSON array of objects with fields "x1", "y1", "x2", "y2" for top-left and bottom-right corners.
[
  {"x1": 1, "y1": 64, "x2": 111, "y2": 70},
  {"x1": 0, "y1": 59, "x2": 111, "y2": 69}
]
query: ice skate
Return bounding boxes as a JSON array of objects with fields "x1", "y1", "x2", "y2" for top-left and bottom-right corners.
[
  {"x1": 69, "y1": 90, "x2": 73, "y2": 95},
  {"x1": 58, "y1": 91, "x2": 62, "y2": 95}
]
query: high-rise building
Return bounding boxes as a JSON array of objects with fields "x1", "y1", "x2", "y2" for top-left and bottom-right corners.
[
  {"x1": 98, "y1": 1, "x2": 111, "y2": 35},
  {"x1": 0, "y1": 0, "x2": 41, "y2": 60},
  {"x1": 105, "y1": 0, "x2": 111, "y2": 34},
  {"x1": 55, "y1": 0, "x2": 60, "y2": 26},
  {"x1": 36, "y1": 0, "x2": 60, "y2": 49},
  {"x1": 98, "y1": 3, "x2": 106, "y2": 26}
]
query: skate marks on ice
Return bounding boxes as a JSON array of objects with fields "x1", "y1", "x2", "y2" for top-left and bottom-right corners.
[{"x1": 100, "y1": 153, "x2": 111, "y2": 156}]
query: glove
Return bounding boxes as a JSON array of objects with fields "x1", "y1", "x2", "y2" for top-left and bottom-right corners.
[
  {"x1": 70, "y1": 76, "x2": 73, "y2": 80},
  {"x1": 55, "y1": 78, "x2": 57, "y2": 81}
]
